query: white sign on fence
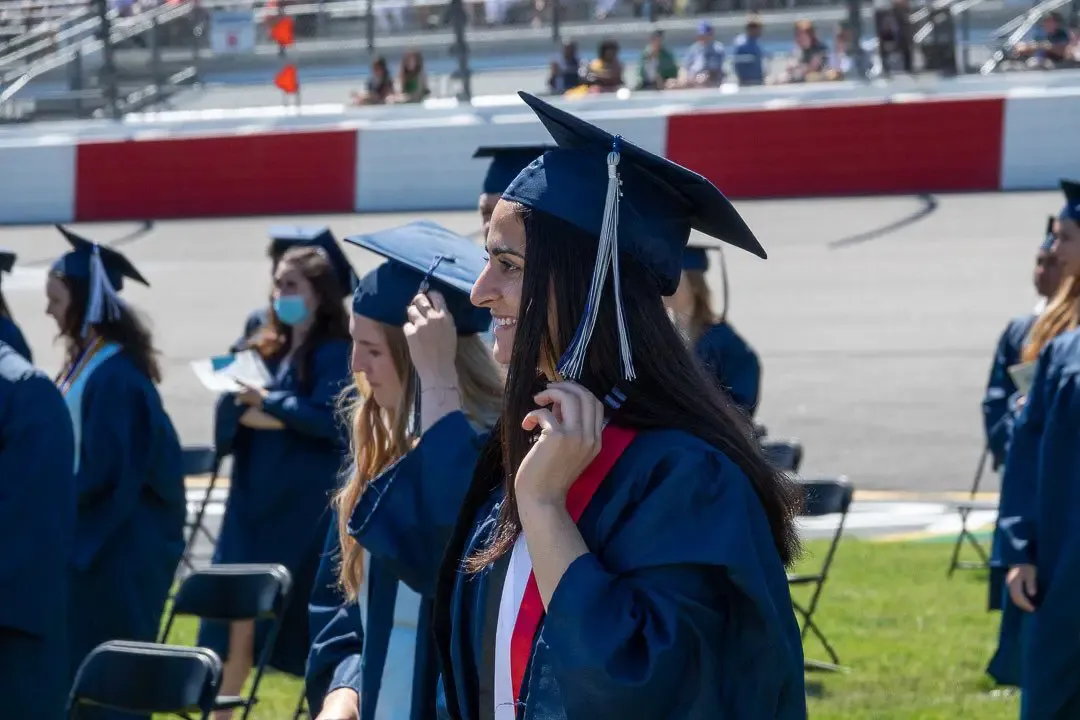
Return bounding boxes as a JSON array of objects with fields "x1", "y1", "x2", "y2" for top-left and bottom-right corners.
[{"x1": 209, "y1": 10, "x2": 257, "y2": 55}]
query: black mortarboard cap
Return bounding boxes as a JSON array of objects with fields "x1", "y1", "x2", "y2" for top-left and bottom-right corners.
[
  {"x1": 269, "y1": 226, "x2": 358, "y2": 299},
  {"x1": 50, "y1": 225, "x2": 149, "y2": 291},
  {"x1": 502, "y1": 92, "x2": 762, "y2": 387},
  {"x1": 682, "y1": 239, "x2": 725, "y2": 272},
  {"x1": 474, "y1": 145, "x2": 554, "y2": 196},
  {"x1": 0, "y1": 251, "x2": 14, "y2": 275},
  {"x1": 345, "y1": 220, "x2": 491, "y2": 336},
  {"x1": 504, "y1": 92, "x2": 764, "y2": 297}
]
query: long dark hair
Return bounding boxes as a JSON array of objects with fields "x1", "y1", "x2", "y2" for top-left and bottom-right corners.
[
  {"x1": 247, "y1": 246, "x2": 349, "y2": 388},
  {"x1": 0, "y1": 287, "x2": 10, "y2": 320},
  {"x1": 57, "y1": 275, "x2": 162, "y2": 384},
  {"x1": 467, "y1": 207, "x2": 802, "y2": 570}
]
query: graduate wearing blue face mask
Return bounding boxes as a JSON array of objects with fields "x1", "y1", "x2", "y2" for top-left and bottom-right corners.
[
  {"x1": 200, "y1": 244, "x2": 355, "y2": 707},
  {"x1": 0, "y1": 252, "x2": 32, "y2": 363}
]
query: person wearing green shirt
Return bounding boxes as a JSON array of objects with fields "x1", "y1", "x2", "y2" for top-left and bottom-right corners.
[{"x1": 638, "y1": 30, "x2": 678, "y2": 90}]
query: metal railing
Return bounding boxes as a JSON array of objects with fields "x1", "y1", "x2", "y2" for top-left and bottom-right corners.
[{"x1": 980, "y1": 0, "x2": 1075, "y2": 74}]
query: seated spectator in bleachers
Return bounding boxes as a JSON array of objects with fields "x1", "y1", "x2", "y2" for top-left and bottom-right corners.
[
  {"x1": 1009, "y1": 13, "x2": 1072, "y2": 69},
  {"x1": 673, "y1": 20, "x2": 725, "y2": 88},
  {"x1": 825, "y1": 21, "x2": 855, "y2": 80},
  {"x1": 395, "y1": 49, "x2": 430, "y2": 103},
  {"x1": 777, "y1": 19, "x2": 829, "y2": 83},
  {"x1": 580, "y1": 38, "x2": 624, "y2": 93},
  {"x1": 548, "y1": 41, "x2": 585, "y2": 95},
  {"x1": 875, "y1": 0, "x2": 914, "y2": 74},
  {"x1": 350, "y1": 56, "x2": 395, "y2": 106},
  {"x1": 732, "y1": 15, "x2": 766, "y2": 87},
  {"x1": 637, "y1": 30, "x2": 678, "y2": 90}
]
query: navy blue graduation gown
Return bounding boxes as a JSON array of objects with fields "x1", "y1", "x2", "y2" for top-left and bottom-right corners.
[
  {"x1": 0, "y1": 315, "x2": 32, "y2": 363},
  {"x1": 358, "y1": 424, "x2": 805, "y2": 719},
  {"x1": 695, "y1": 322, "x2": 761, "y2": 417},
  {"x1": 307, "y1": 411, "x2": 490, "y2": 720},
  {"x1": 982, "y1": 314, "x2": 1036, "y2": 686},
  {"x1": 229, "y1": 307, "x2": 269, "y2": 354},
  {"x1": 67, "y1": 352, "x2": 187, "y2": 717},
  {"x1": 200, "y1": 338, "x2": 351, "y2": 677},
  {"x1": 0, "y1": 343, "x2": 75, "y2": 719},
  {"x1": 997, "y1": 327, "x2": 1080, "y2": 718}
]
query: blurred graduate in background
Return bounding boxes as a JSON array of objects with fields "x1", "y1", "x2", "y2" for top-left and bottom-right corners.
[
  {"x1": 307, "y1": 221, "x2": 502, "y2": 720},
  {"x1": 229, "y1": 227, "x2": 357, "y2": 354},
  {"x1": 983, "y1": 215, "x2": 1064, "y2": 687},
  {"x1": 998, "y1": 178, "x2": 1080, "y2": 718},
  {"x1": 0, "y1": 251, "x2": 32, "y2": 362},
  {"x1": 202, "y1": 244, "x2": 354, "y2": 717},
  {"x1": 664, "y1": 241, "x2": 762, "y2": 417},
  {"x1": 46, "y1": 226, "x2": 186, "y2": 719},
  {"x1": 0, "y1": 340, "x2": 75, "y2": 719}
]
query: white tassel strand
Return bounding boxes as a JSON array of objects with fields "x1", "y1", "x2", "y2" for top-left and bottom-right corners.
[{"x1": 82, "y1": 245, "x2": 124, "y2": 338}]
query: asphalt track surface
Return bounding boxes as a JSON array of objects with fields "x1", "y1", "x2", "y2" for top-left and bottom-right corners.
[{"x1": 0, "y1": 190, "x2": 1056, "y2": 498}]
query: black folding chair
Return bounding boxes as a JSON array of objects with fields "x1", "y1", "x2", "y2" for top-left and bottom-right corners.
[
  {"x1": 159, "y1": 564, "x2": 292, "y2": 720},
  {"x1": 67, "y1": 640, "x2": 222, "y2": 719},
  {"x1": 947, "y1": 446, "x2": 994, "y2": 577},
  {"x1": 762, "y1": 439, "x2": 804, "y2": 475},
  {"x1": 180, "y1": 445, "x2": 226, "y2": 575},
  {"x1": 789, "y1": 476, "x2": 854, "y2": 673}
]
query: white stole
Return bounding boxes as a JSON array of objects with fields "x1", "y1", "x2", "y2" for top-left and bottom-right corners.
[
  {"x1": 494, "y1": 534, "x2": 533, "y2": 720},
  {"x1": 61, "y1": 341, "x2": 122, "y2": 474}
]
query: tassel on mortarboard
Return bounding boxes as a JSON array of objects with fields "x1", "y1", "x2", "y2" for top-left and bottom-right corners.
[
  {"x1": 410, "y1": 253, "x2": 458, "y2": 437},
  {"x1": 555, "y1": 136, "x2": 636, "y2": 401},
  {"x1": 82, "y1": 244, "x2": 125, "y2": 339}
]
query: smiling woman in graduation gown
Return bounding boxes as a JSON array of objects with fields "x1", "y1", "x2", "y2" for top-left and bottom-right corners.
[
  {"x1": 0, "y1": 342, "x2": 75, "y2": 719},
  {"x1": 352, "y1": 94, "x2": 807, "y2": 720},
  {"x1": 998, "y1": 182, "x2": 1080, "y2": 718},
  {"x1": 666, "y1": 243, "x2": 761, "y2": 416},
  {"x1": 45, "y1": 227, "x2": 187, "y2": 711},
  {"x1": 0, "y1": 251, "x2": 32, "y2": 362},
  {"x1": 306, "y1": 221, "x2": 503, "y2": 720},
  {"x1": 200, "y1": 244, "x2": 354, "y2": 707}
]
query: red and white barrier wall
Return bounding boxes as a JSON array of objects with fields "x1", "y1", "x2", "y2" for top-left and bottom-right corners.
[{"x1": 2, "y1": 88, "x2": 1078, "y2": 224}]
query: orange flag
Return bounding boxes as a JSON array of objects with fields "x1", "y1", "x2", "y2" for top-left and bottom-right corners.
[
  {"x1": 274, "y1": 64, "x2": 299, "y2": 94},
  {"x1": 270, "y1": 16, "x2": 295, "y2": 47}
]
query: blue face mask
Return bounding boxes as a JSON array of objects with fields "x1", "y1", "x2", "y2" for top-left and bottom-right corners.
[{"x1": 274, "y1": 294, "x2": 309, "y2": 326}]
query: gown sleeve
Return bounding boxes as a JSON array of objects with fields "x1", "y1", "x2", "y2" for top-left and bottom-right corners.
[
  {"x1": 540, "y1": 443, "x2": 803, "y2": 718},
  {"x1": 982, "y1": 321, "x2": 1023, "y2": 469},
  {"x1": 70, "y1": 361, "x2": 155, "y2": 570},
  {"x1": 0, "y1": 319, "x2": 32, "y2": 365},
  {"x1": 347, "y1": 410, "x2": 487, "y2": 596},
  {"x1": 306, "y1": 516, "x2": 364, "y2": 714},
  {"x1": 260, "y1": 341, "x2": 351, "y2": 443},
  {"x1": 998, "y1": 340, "x2": 1059, "y2": 568},
  {"x1": 0, "y1": 369, "x2": 75, "y2": 637}
]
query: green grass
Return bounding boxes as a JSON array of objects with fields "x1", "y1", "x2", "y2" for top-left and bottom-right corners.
[
  {"x1": 158, "y1": 539, "x2": 1017, "y2": 719},
  {"x1": 797, "y1": 539, "x2": 1018, "y2": 719}
]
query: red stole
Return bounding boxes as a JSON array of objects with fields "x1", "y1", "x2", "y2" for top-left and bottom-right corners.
[{"x1": 509, "y1": 424, "x2": 638, "y2": 708}]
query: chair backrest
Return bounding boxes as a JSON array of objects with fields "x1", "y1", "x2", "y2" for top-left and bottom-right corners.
[
  {"x1": 171, "y1": 564, "x2": 292, "y2": 622},
  {"x1": 67, "y1": 641, "x2": 221, "y2": 718},
  {"x1": 797, "y1": 476, "x2": 854, "y2": 518},
  {"x1": 181, "y1": 445, "x2": 218, "y2": 477},
  {"x1": 762, "y1": 440, "x2": 804, "y2": 474}
]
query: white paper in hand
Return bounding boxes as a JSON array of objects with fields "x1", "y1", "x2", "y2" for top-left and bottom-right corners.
[
  {"x1": 1008, "y1": 361, "x2": 1037, "y2": 397},
  {"x1": 191, "y1": 350, "x2": 273, "y2": 393}
]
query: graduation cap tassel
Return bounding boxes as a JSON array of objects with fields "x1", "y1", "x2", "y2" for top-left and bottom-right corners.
[
  {"x1": 82, "y1": 244, "x2": 124, "y2": 338},
  {"x1": 410, "y1": 254, "x2": 457, "y2": 438},
  {"x1": 555, "y1": 138, "x2": 634, "y2": 382}
]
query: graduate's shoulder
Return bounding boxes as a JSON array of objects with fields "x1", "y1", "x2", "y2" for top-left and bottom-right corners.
[
  {"x1": 1045, "y1": 327, "x2": 1080, "y2": 378},
  {"x1": 616, "y1": 427, "x2": 757, "y2": 498},
  {"x1": 1001, "y1": 313, "x2": 1037, "y2": 343},
  {"x1": 698, "y1": 321, "x2": 756, "y2": 356},
  {"x1": 0, "y1": 343, "x2": 67, "y2": 426}
]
